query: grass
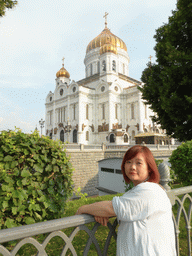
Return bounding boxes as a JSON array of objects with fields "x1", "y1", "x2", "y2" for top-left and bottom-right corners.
[{"x1": 1, "y1": 185, "x2": 192, "y2": 256}]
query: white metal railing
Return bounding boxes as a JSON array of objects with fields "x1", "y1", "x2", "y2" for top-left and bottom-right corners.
[{"x1": 0, "y1": 185, "x2": 191, "y2": 256}]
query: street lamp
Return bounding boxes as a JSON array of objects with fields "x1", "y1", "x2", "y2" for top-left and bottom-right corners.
[
  {"x1": 64, "y1": 119, "x2": 71, "y2": 142},
  {"x1": 39, "y1": 118, "x2": 45, "y2": 136}
]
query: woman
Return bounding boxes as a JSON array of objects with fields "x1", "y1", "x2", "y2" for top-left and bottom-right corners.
[{"x1": 76, "y1": 145, "x2": 176, "y2": 255}]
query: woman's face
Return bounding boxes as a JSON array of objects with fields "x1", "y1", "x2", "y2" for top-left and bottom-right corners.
[{"x1": 124, "y1": 152, "x2": 149, "y2": 186}]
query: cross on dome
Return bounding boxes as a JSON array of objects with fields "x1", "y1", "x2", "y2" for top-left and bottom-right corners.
[
  {"x1": 103, "y1": 12, "x2": 109, "y2": 29},
  {"x1": 62, "y1": 57, "x2": 65, "y2": 67},
  {"x1": 149, "y1": 55, "x2": 153, "y2": 62}
]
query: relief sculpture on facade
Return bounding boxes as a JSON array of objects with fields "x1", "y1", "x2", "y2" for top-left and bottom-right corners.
[
  {"x1": 113, "y1": 123, "x2": 122, "y2": 129},
  {"x1": 98, "y1": 122, "x2": 109, "y2": 132}
]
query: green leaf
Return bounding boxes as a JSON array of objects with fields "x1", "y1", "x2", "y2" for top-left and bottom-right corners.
[
  {"x1": 22, "y1": 178, "x2": 28, "y2": 185},
  {"x1": 12, "y1": 207, "x2": 18, "y2": 215},
  {"x1": 2, "y1": 201, "x2": 8, "y2": 209},
  {"x1": 21, "y1": 168, "x2": 31, "y2": 178},
  {"x1": 5, "y1": 218, "x2": 17, "y2": 228},
  {"x1": 45, "y1": 164, "x2": 52, "y2": 172},
  {"x1": 33, "y1": 164, "x2": 43, "y2": 173},
  {"x1": 53, "y1": 165, "x2": 59, "y2": 172},
  {"x1": 48, "y1": 187, "x2": 54, "y2": 195},
  {"x1": 25, "y1": 217, "x2": 35, "y2": 225},
  {"x1": 35, "y1": 212, "x2": 42, "y2": 220},
  {"x1": 11, "y1": 161, "x2": 17, "y2": 168},
  {"x1": 4, "y1": 155, "x2": 13, "y2": 161}
]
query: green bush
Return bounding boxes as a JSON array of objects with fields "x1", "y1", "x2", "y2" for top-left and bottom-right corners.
[
  {"x1": 169, "y1": 141, "x2": 192, "y2": 186},
  {"x1": 0, "y1": 128, "x2": 73, "y2": 229}
]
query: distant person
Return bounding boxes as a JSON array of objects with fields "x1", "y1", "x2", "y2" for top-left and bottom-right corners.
[{"x1": 76, "y1": 145, "x2": 176, "y2": 255}]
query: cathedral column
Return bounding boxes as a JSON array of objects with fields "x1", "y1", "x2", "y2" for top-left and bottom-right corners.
[
  {"x1": 138, "y1": 92, "x2": 144, "y2": 133},
  {"x1": 108, "y1": 92, "x2": 113, "y2": 131}
]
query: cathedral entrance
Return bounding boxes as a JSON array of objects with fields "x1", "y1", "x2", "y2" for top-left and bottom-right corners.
[
  {"x1": 124, "y1": 134, "x2": 128, "y2": 143},
  {"x1": 73, "y1": 129, "x2": 77, "y2": 143},
  {"x1": 60, "y1": 130, "x2": 64, "y2": 142},
  {"x1": 109, "y1": 133, "x2": 115, "y2": 143}
]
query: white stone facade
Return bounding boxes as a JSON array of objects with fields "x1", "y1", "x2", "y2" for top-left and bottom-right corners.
[{"x1": 45, "y1": 26, "x2": 162, "y2": 145}]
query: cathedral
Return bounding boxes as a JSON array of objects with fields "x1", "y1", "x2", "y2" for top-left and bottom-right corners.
[{"x1": 45, "y1": 14, "x2": 167, "y2": 145}]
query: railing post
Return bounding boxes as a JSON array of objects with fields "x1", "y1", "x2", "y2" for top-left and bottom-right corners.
[
  {"x1": 158, "y1": 162, "x2": 171, "y2": 191},
  {"x1": 80, "y1": 144, "x2": 84, "y2": 151}
]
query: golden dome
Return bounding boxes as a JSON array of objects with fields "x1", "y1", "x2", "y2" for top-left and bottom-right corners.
[
  {"x1": 100, "y1": 43, "x2": 117, "y2": 55},
  {"x1": 86, "y1": 27, "x2": 127, "y2": 54},
  {"x1": 56, "y1": 61, "x2": 70, "y2": 78}
]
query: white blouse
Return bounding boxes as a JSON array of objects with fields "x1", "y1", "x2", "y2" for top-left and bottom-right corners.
[{"x1": 112, "y1": 182, "x2": 176, "y2": 256}]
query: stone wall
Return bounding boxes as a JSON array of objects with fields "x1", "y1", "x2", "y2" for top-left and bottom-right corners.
[{"x1": 66, "y1": 150, "x2": 104, "y2": 197}]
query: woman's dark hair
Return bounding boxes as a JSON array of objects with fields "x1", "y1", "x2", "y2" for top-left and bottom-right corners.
[{"x1": 121, "y1": 145, "x2": 160, "y2": 184}]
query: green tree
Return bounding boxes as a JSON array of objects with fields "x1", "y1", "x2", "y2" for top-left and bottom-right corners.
[
  {"x1": 0, "y1": 129, "x2": 73, "y2": 229},
  {"x1": 139, "y1": 0, "x2": 192, "y2": 142},
  {"x1": 0, "y1": 0, "x2": 17, "y2": 17}
]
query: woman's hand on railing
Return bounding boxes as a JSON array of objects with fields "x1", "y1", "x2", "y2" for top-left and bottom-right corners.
[{"x1": 94, "y1": 216, "x2": 109, "y2": 226}]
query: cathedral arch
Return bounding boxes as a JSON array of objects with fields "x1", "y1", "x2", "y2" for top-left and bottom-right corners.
[
  {"x1": 60, "y1": 130, "x2": 64, "y2": 142},
  {"x1": 73, "y1": 129, "x2": 77, "y2": 143}
]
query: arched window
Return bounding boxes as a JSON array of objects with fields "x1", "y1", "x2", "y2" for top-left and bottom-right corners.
[
  {"x1": 124, "y1": 134, "x2": 128, "y2": 143},
  {"x1": 73, "y1": 129, "x2": 77, "y2": 143},
  {"x1": 60, "y1": 130, "x2": 64, "y2": 142},
  {"x1": 49, "y1": 133, "x2": 52, "y2": 139},
  {"x1": 102, "y1": 104, "x2": 105, "y2": 119},
  {"x1": 86, "y1": 104, "x2": 89, "y2": 120},
  {"x1": 123, "y1": 63, "x2": 125, "y2": 74},
  {"x1": 132, "y1": 130, "x2": 135, "y2": 140},
  {"x1": 112, "y1": 60, "x2": 116, "y2": 71},
  {"x1": 110, "y1": 133, "x2": 115, "y2": 143},
  {"x1": 115, "y1": 104, "x2": 118, "y2": 119},
  {"x1": 86, "y1": 131, "x2": 89, "y2": 141},
  {"x1": 97, "y1": 61, "x2": 100, "y2": 73},
  {"x1": 73, "y1": 104, "x2": 76, "y2": 120},
  {"x1": 102, "y1": 60, "x2": 106, "y2": 71},
  {"x1": 90, "y1": 63, "x2": 93, "y2": 76},
  {"x1": 131, "y1": 103, "x2": 135, "y2": 119}
]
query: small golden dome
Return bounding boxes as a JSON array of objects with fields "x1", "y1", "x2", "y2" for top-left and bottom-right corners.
[
  {"x1": 86, "y1": 28, "x2": 127, "y2": 54},
  {"x1": 100, "y1": 43, "x2": 117, "y2": 55},
  {"x1": 56, "y1": 58, "x2": 70, "y2": 78}
]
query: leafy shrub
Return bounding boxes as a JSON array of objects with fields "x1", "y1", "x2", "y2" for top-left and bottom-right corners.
[
  {"x1": 0, "y1": 128, "x2": 73, "y2": 229},
  {"x1": 169, "y1": 141, "x2": 192, "y2": 186}
]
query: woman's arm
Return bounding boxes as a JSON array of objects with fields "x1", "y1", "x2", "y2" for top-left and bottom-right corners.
[{"x1": 76, "y1": 201, "x2": 116, "y2": 218}]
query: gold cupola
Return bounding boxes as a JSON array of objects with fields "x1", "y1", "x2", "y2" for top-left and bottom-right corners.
[
  {"x1": 86, "y1": 13, "x2": 127, "y2": 54},
  {"x1": 100, "y1": 43, "x2": 117, "y2": 55},
  {"x1": 56, "y1": 57, "x2": 70, "y2": 78}
]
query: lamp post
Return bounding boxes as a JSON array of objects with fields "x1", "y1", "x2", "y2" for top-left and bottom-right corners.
[
  {"x1": 39, "y1": 118, "x2": 45, "y2": 136},
  {"x1": 64, "y1": 119, "x2": 71, "y2": 142}
]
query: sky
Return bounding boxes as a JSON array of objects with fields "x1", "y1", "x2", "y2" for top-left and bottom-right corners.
[{"x1": 0, "y1": 0, "x2": 177, "y2": 135}]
